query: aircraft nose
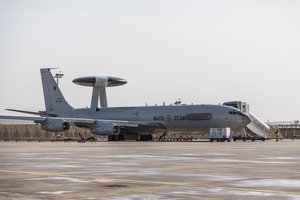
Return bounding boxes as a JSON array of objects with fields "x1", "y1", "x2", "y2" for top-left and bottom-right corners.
[{"x1": 242, "y1": 115, "x2": 252, "y2": 126}]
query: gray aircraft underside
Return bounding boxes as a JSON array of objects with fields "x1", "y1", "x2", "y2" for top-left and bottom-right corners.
[{"x1": 0, "y1": 68, "x2": 251, "y2": 140}]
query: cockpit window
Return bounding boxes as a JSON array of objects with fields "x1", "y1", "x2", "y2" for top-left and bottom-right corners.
[
  {"x1": 229, "y1": 110, "x2": 247, "y2": 117},
  {"x1": 230, "y1": 111, "x2": 236, "y2": 115},
  {"x1": 229, "y1": 111, "x2": 236, "y2": 115}
]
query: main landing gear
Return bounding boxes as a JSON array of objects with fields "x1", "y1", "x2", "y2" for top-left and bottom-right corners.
[
  {"x1": 108, "y1": 134, "x2": 125, "y2": 141},
  {"x1": 137, "y1": 134, "x2": 153, "y2": 141},
  {"x1": 107, "y1": 134, "x2": 153, "y2": 141}
]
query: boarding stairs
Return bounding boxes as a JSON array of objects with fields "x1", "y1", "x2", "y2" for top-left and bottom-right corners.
[
  {"x1": 246, "y1": 112, "x2": 270, "y2": 139},
  {"x1": 223, "y1": 101, "x2": 270, "y2": 139}
]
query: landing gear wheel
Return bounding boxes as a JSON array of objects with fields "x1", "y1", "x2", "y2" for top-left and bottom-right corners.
[
  {"x1": 137, "y1": 134, "x2": 153, "y2": 141},
  {"x1": 108, "y1": 135, "x2": 124, "y2": 141}
]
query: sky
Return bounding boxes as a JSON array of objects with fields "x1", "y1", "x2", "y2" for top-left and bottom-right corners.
[{"x1": 0, "y1": 0, "x2": 299, "y2": 122}]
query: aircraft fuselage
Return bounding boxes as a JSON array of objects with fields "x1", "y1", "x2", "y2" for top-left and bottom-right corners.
[{"x1": 52, "y1": 104, "x2": 250, "y2": 131}]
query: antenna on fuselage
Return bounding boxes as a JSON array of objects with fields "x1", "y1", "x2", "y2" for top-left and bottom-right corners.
[
  {"x1": 54, "y1": 71, "x2": 64, "y2": 86},
  {"x1": 174, "y1": 99, "x2": 182, "y2": 105}
]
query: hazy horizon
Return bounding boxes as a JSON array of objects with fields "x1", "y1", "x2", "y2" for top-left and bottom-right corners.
[{"x1": 0, "y1": 0, "x2": 299, "y2": 122}]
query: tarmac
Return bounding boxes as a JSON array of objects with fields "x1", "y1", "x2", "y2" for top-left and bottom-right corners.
[{"x1": 0, "y1": 140, "x2": 300, "y2": 200}]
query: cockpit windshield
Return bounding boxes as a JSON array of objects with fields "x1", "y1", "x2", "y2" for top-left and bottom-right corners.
[{"x1": 229, "y1": 110, "x2": 247, "y2": 117}]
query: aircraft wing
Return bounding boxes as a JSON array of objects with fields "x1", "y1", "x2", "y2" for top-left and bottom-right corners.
[
  {"x1": 0, "y1": 115, "x2": 129, "y2": 125},
  {"x1": 70, "y1": 118, "x2": 166, "y2": 134},
  {"x1": 0, "y1": 115, "x2": 166, "y2": 134},
  {"x1": 0, "y1": 115, "x2": 47, "y2": 123},
  {"x1": 113, "y1": 121, "x2": 166, "y2": 134}
]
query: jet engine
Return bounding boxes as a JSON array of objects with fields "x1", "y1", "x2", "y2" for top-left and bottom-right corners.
[
  {"x1": 41, "y1": 119, "x2": 70, "y2": 132},
  {"x1": 91, "y1": 121, "x2": 121, "y2": 135}
]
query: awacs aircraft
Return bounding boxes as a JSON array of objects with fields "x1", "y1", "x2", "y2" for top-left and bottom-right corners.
[{"x1": 0, "y1": 68, "x2": 251, "y2": 141}]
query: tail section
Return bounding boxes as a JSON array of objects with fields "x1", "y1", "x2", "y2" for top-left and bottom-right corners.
[{"x1": 40, "y1": 68, "x2": 73, "y2": 111}]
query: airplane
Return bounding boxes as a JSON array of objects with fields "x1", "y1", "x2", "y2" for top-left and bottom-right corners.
[{"x1": 0, "y1": 68, "x2": 251, "y2": 141}]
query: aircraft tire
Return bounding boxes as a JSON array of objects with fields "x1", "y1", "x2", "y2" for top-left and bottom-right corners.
[
  {"x1": 108, "y1": 135, "x2": 121, "y2": 141},
  {"x1": 139, "y1": 134, "x2": 153, "y2": 141},
  {"x1": 118, "y1": 134, "x2": 125, "y2": 141},
  {"x1": 108, "y1": 135, "x2": 113, "y2": 141}
]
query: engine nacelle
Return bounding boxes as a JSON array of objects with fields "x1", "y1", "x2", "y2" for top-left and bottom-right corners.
[
  {"x1": 41, "y1": 119, "x2": 70, "y2": 132},
  {"x1": 91, "y1": 121, "x2": 121, "y2": 135}
]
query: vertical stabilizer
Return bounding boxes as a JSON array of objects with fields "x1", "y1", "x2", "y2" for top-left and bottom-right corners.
[{"x1": 40, "y1": 68, "x2": 73, "y2": 111}]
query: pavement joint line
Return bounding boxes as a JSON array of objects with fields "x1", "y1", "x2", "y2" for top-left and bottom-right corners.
[{"x1": 1, "y1": 169, "x2": 300, "y2": 196}]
